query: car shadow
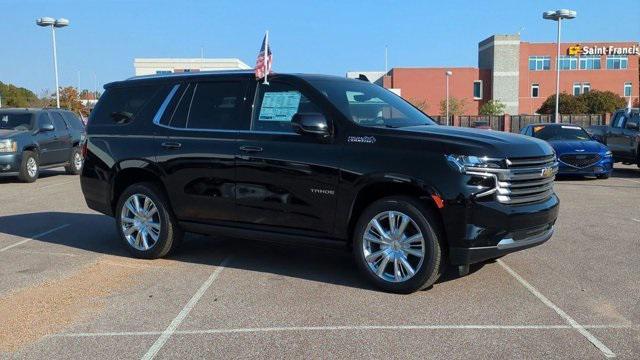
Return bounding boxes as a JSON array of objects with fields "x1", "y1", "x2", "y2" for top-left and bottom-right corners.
[
  {"x1": 0, "y1": 168, "x2": 70, "y2": 184},
  {"x1": 0, "y1": 211, "x2": 471, "y2": 292}
]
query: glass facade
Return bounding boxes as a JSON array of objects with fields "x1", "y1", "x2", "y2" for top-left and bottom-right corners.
[
  {"x1": 529, "y1": 56, "x2": 551, "y2": 71},
  {"x1": 558, "y1": 56, "x2": 577, "y2": 70},
  {"x1": 606, "y1": 56, "x2": 628, "y2": 69},
  {"x1": 579, "y1": 55, "x2": 601, "y2": 70}
]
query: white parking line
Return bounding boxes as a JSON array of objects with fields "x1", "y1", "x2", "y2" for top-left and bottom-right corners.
[
  {"x1": 52, "y1": 323, "x2": 639, "y2": 338},
  {"x1": 0, "y1": 224, "x2": 70, "y2": 252},
  {"x1": 498, "y1": 259, "x2": 616, "y2": 358},
  {"x1": 37, "y1": 180, "x2": 76, "y2": 190},
  {"x1": 141, "y1": 256, "x2": 232, "y2": 360}
]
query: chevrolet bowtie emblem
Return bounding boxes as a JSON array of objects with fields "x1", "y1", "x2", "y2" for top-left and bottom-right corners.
[{"x1": 541, "y1": 167, "x2": 554, "y2": 178}]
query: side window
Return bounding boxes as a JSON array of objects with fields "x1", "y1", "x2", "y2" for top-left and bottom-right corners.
[
  {"x1": 62, "y1": 111, "x2": 84, "y2": 130},
  {"x1": 38, "y1": 113, "x2": 53, "y2": 129},
  {"x1": 612, "y1": 112, "x2": 626, "y2": 128},
  {"x1": 628, "y1": 114, "x2": 640, "y2": 129},
  {"x1": 185, "y1": 81, "x2": 246, "y2": 130},
  {"x1": 90, "y1": 85, "x2": 164, "y2": 125},
  {"x1": 252, "y1": 82, "x2": 322, "y2": 133},
  {"x1": 50, "y1": 112, "x2": 68, "y2": 131},
  {"x1": 168, "y1": 84, "x2": 194, "y2": 128}
]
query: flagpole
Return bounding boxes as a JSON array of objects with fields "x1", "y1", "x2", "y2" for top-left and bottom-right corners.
[{"x1": 263, "y1": 30, "x2": 269, "y2": 85}]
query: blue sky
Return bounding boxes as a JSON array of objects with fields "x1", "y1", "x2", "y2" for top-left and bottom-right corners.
[{"x1": 1, "y1": 0, "x2": 639, "y2": 95}]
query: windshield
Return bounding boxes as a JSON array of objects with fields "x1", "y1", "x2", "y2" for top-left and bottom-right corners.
[
  {"x1": 307, "y1": 79, "x2": 436, "y2": 128},
  {"x1": 0, "y1": 113, "x2": 34, "y2": 131},
  {"x1": 532, "y1": 125, "x2": 590, "y2": 141}
]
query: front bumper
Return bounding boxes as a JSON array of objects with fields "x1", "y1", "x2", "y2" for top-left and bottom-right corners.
[
  {"x1": 557, "y1": 156, "x2": 613, "y2": 176},
  {"x1": 445, "y1": 193, "x2": 559, "y2": 265},
  {"x1": 0, "y1": 153, "x2": 21, "y2": 176}
]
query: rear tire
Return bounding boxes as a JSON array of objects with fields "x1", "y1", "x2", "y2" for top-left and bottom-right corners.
[
  {"x1": 115, "y1": 182, "x2": 183, "y2": 259},
  {"x1": 353, "y1": 196, "x2": 444, "y2": 294},
  {"x1": 18, "y1": 151, "x2": 39, "y2": 183},
  {"x1": 64, "y1": 147, "x2": 83, "y2": 175},
  {"x1": 596, "y1": 173, "x2": 610, "y2": 179}
]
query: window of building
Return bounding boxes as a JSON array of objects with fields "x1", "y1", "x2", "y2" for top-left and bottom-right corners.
[
  {"x1": 155, "y1": 70, "x2": 172, "y2": 75},
  {"x1": 579, "y1": 55, "x2": 601, "y2": 70},
  {"x1": 573, "y1": 83, "x2": 581, "y2": 96},
  {"x1": 582, "y1": 83, "x2": 591, "y2": 94},
  {"x1": 529, "y1": 56, "x2": 551, "y2": 71},
  {"x1": 606, "y1": 56, "x2": 628, "y2": 70},
  {"x1": 531, "y1": 84, "x2": 539, "y2": 98},
  {"x1": 186, "y1": 81, "x2": 246, "y2": 130},
  {"x1": 558, "y1": 56, "x2": 577, "y2": 70},
  {"x1": 624, "y1": 82, "x2": 632, "y2": 97},
  {"x1": 473, "y1": 80, "x2": 482, "y2": 99}
]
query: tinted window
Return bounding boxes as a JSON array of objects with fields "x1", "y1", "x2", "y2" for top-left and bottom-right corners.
[
  {"x1": 186, "y1": 82, "x2": 246, "y2": 130},
  {"x1": 38, "y1": 112, "x2": 53, "y2": 129},
  {"x1": 90, "y1": 85, "x2": 163, "y2": 125},
  {"x1": 50, "y1": 112, "x2": 68, "y2": 131},
  {"x1": 532, "y1": 125, "x2": 590, "y2": 141},
  {"x1": 167, "y1": 84, "x2": 194, "y2": 128},
  {"x1": 252, "y1": 81, "x2": 322, "y2": 133},
  {"x1": 308, "y1": 78, "x2": 436, "y2": 128},
  {"x1": 0, "y1": 112, "x2": 33, "y2": 130},
  {"x1": 612, "y1": 112, "x2": 626, "y2": 128},
  {"x1": 61, "y1": 111, "x2": 85, "y2": 130}
]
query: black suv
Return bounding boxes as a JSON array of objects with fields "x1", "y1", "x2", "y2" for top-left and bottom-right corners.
[
  {"x1": 81, "y1": 71, "x2": 559, "y2": 293},
  {"x1": 0, "y1": 108, "x2": 85, "y2": 182}
]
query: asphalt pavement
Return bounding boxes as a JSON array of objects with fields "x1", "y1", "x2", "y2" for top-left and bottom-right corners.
[{"x1": 0, "y1": 166, "x2": 638, "y2": 359}]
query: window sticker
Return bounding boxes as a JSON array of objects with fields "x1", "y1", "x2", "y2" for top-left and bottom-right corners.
[{"x1": 258, "y1": 91, "x2": 301, "y2": 122}]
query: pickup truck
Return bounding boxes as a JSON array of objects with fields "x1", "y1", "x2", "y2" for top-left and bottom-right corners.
[{"x1": 589, "y1": 108, "x2": 640, "y2": 167}]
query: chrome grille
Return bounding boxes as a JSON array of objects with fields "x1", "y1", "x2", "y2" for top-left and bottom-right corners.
[
  {"x1": 468, "y1": 155, "x2": 557, "y2": 205},
  {"x1": 559, "y1": 153, "x2": 600, "y2": 168}
]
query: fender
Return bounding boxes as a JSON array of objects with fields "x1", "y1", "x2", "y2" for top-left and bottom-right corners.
[{"x1": 109, "y1": 158, "x2": 166, "y2": 204}]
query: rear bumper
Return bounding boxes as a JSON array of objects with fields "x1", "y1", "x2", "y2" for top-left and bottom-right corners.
[
  {"x1": 449, "y1": 226, "x2": 554, "y2": 265},
  {"x1": 0, "y1": 153, "x2": 21, "y2": 176}
]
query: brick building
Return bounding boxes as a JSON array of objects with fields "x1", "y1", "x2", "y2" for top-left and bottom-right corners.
[{"x1": 349, "y1": 34, "x2": 639, "y2": 115}]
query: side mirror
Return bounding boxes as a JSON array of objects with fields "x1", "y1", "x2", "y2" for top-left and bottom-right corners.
[
  {"x1": 292, "y1": 113, "x2": 330, "y2": 137},
  {"x1": 39, "y1": 123, "x2": 55, "y2": 132}
]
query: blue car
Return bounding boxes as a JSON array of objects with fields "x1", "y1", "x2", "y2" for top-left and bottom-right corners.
[{"x1": 520, "y1": 123, "x2": 613, "y2": 179}]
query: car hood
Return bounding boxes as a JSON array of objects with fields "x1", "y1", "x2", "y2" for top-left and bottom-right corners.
[
  {"x1": 0, "y1": 129, "x2": 29, "y2": 139},
  {"x1": 394, "y1": 125, "x2": 554, "y2": 159},
  {"x1": 547, "y1": 140, "x2": 607, "y2": 154}
]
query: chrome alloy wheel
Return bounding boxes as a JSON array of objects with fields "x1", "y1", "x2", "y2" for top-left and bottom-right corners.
[
  {"x1": 26, "y1": 157, "x2": 38, "y2": 178},
  {"x1": 120, "y1": 194, "x2": 161, "y2": 251},
  {"x1": 362, "y1": 211, "x2": 426, "y2": 283},
  {"x1": 73, "y1": 152, "x2": 83, "y2": 170}
]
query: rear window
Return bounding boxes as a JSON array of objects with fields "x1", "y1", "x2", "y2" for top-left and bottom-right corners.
[
  {"x1": 0, "y1": 112, "x2": 34, "y2": 130},
  {"x1": 89, "y1": 84, "x2": 167, "y2": 126}
]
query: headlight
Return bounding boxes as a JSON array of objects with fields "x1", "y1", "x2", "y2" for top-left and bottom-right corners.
[
  {"x1": 0, "y1": 140, "x2": 17, "y2": 153},
  {"x1": 446, "y1": 155, "x2": 503, "y2": 173},
  {"x1": 604, "y1": 150, "x2": 612, "y2": 157}
]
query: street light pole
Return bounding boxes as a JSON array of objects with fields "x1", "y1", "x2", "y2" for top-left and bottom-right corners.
[
  {"x1": 37, "y1": 17, "x2": 69, "y2": 109},
  {"x1": 445, "y1": 70, "x2": 452, "y2": 126},
  {"x1": 543, "y1": 9, "x2": 576, "y2": 123}
]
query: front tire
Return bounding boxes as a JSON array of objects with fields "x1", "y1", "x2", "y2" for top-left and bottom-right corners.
[
  {"x1": 18, "y1": 151, "x2": 39, "y2": 183},
  {"x1": 353, "y1": 196, "x2": 444, "y2": 294},
  {"x1": 596, "y1": 173, "x2": 610, "y2": 179},
  {"x1": 65, "y1": 147, "x2": 83, "y2": 175},
  {"x1": 115, "y1": 182, "x2": 183, "y2": 259}
]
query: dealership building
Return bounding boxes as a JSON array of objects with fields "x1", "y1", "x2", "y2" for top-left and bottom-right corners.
[
  {"x1": 133, "y1": 58, "x2": 251, "y2": 76},
  {"x1": 349, "y1": 34, "x2": 639, "y2": 115}
]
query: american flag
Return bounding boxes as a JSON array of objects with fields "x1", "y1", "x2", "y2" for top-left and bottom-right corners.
[{"x1": 255, "y1": 33, "x2": 273, "y2": 80}]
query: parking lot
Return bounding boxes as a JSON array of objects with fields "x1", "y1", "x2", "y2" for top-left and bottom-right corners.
[{"x1": 0, "y1": 166, "x2": 638, "y2": 359}]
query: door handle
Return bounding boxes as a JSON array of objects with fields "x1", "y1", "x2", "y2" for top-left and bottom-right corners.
[
  {"x1": 161, "y1": 142, "x2": 182, "y2": 150},
  {"x1": 239, "y1": 145, "x2": 263, "y2": 153}
]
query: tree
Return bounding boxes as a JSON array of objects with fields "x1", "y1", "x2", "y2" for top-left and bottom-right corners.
[
  {"x1": 0, "y1": 81, "x2": 39, "y2": 108},
  {"x1": 57, "y1": 86, "x2": 88, "y2": 116},
  {"x1": 579, "y1": 90, "x2": 626, "y2": 114},
  {"x1": 439, "y1": 97, "x2": 467, "y2": 116},
  {"x1": 479, "y1": 100, "x2": 506, "y2": 115},
  {"x1": 537, "y1": 93, "x2": 588, "y2": 114}
]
